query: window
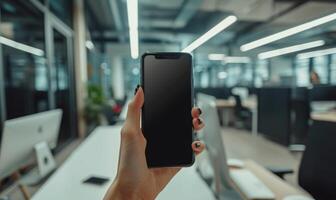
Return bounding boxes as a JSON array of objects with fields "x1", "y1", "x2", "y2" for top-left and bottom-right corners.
[
  {"x1": 200, "y1": 69, "x2": 210, "y2": 88},
  {"x1": 123, "y1": 58, "x2": 140, "y2": 96},
  {"x1": 241, "y1": 63, "x2": 253, "y2": 86},
  {"x1": 1, "y1": 0, "x2": 48, "y2": 119},
  {"x1": 255, "y1": 60, "x2": 269, "y2": 87},
  {"x1": 295, "y1": 58, "x2": 309, "y2": 87},
  {"x1": 226, "y1": 64, "x2": 242, "y2": 87},
  {"x1": 331, "y1": 54, "x2": 336, "y2": 85},
  {"x1": 313, "y1": 56, "x2": 328, "y2": 84},
  {"x1": 53, "y1": 29, "x2": 77, "y2": 145},
  {"x1": 0, "y1": 0, "x2": 77, "y2": 147}
]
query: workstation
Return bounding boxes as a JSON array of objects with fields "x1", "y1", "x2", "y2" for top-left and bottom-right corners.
[{"x1": 0, "y1": 0, "x2": 336, "y2": 200}]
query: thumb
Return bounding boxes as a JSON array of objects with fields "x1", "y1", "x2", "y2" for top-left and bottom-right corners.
[{"x1": 125, "y1": 87, "x2": 144, "y2": 127}]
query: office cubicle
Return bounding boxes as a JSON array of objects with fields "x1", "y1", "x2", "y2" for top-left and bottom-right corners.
[
  {"x1": 309, "y1": 85, "x2": 336, "y2": 101},
  {"x1": 291, "y1": 87, "x2": 310, "y2": 144},
  {"x1": 257, "y1": 85, "x2": 336, "y2": 147},
  {"x1": 257, "y1": 87, "x2": 291, "y2": 146}
]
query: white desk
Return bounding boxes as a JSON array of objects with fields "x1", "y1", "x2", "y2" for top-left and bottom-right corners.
[
  {"x1": 311, "y1": 111, "x2": 336, "y2": 123},
  {"x1": 32, "y1": 126, "x2": 215, "y2": 200}
]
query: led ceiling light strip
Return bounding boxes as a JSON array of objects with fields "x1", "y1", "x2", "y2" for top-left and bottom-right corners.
[
  {"x1": 297, "y1": 47, "x2": 336, "y2": 59},
  {"x1": 208, "y1": 53, "x2": 226, "y2": 60},
  {"x1": 182, "y1": 15, "x2": 237, "y2": 53},
  {"x1": 258, "y1": 40, "x2": 325, "y2": 60},
  {"x1": 0, "y1": 36, "x2": 44, "y2": 56},
  {"x1": 127, "y1": 0, "x2": 139, "y2": 59},
  {"x1": 222, "y1": 56, "x2": 251, "y2": 63},
  {"x1": 241, "y1": 12, "x2": 336, "y2": 52},
  {"x1": 208, "y1": 54, "x2": 251, "y2": 63}
]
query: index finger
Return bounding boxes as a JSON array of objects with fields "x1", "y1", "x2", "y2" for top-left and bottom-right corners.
[
  {"x1": 125, "y1": 87, "x2": 144, "y2": 127},
  {"x1": 191, "y1": 107, "x2": 202, "y2": 118}
]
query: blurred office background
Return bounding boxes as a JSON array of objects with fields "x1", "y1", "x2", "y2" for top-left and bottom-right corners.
[{"x1": 0, "y1": 0, "x2": 336, "y2": 199}]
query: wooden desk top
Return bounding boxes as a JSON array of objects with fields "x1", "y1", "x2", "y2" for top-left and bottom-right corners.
[
  {"x1": 232, "y1": 160, "x2": 311, "y2": 200},
  {"x1": 216, "y1": 98, "x2": 257, "y2": 110},
  {"x1": 311, "y1": 111, "x2": 336, "y2": 123},
  {"x1": 216, "y1": 99, "x2": 236, "y2": 108}
]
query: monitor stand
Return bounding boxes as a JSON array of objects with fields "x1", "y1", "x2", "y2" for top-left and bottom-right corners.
[{"x1": 20, "y1": 141, "x2": 56, "y2": 186}]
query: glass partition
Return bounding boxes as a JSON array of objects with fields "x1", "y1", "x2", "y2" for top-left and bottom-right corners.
[
  {"x1": 53, "y1": 28, "x2": 76, "y2": 145},
  {"x1": 49, "y1": 0, "x2": 73, "y2": 27},
  {"x1": 1, "y1": 0, "x2": 48, "y2": 119}
]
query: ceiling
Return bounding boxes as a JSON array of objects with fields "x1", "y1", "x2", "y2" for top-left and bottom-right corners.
[{"x1": 85, "y1": 0, "x2": 336, "y2": 55}]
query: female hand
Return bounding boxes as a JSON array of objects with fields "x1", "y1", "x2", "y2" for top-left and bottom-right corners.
[{"x1": 104, "y1": 87, "x2": 205, "y2": 200}]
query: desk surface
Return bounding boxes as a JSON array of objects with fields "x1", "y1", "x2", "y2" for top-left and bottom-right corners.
[
  {"x1": 216, "y1": 98, "x2": 257, "y2": 110},
  {"x1": 311, "y1": 111, "x2": 336, "y2": 122},
  {"x1": 32, "y1": 126, "x2": 215, "y2": 200},
  {"x1": 239, "y1": 160, "x2": 310, "y2": 200}
]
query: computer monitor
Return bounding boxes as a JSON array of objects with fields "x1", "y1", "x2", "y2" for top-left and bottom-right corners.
[
  {"x1": 0, "y1": 109, "x2": 62, "y2": 179},
  {"x1": 197, "y1": 93, "x2": 240, "y2": 198}
]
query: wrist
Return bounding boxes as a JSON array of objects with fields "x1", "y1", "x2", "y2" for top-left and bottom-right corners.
[{"x1": 105, "y1": 178, "x2": 142, "y2": 200}]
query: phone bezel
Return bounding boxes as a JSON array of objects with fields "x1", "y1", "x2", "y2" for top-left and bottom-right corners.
[{"x1": 141, "y1": 52, "x2": 195, "y2": 168}]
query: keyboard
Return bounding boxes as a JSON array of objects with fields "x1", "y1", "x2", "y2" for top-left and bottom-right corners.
[{"x1": 230, "y1": 169, "x2": 275, "y2": 200}]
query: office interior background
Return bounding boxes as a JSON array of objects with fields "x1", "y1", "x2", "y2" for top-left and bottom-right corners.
[{"x1": 0, "y1": 0, "x2": 336, "y2": 199}]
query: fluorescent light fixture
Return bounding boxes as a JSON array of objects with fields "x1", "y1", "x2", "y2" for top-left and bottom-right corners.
[
  {"x1": 208, "y1": 54, "x2": 251, "y2": 63},
  {"x1": 85, "y1": 40, "x2": 94, "y2": 50},
  {"x1": 297, "y1": 47, "x2": 336, "y2": 59},
  {"x1": 127, "y1": 0, "x2": 139, "y2": 59},
  {"x1": 182, "y1": 15, "x2": 237, "y2": 53},
  {"x1": 258, "y1": 40, "x2": 325, "y2": 60},
  {"x1": 241, "y1": 12, "x2": 336, "y2": 52},
  {"x1": 217, "y1": 71, "x2": 228, "y2": 79},
  {"x1": 208, "y1": 53, "x2": 226, "y2": 60},
  {"x1": 0, "y1": 36, "x2": 44, "y2": 56},
  {"x1": 222, "y1": 56, "x2": 251, "y2": 63}
]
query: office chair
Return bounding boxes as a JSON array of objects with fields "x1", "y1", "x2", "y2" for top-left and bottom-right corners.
[
  {"x1": 269, "y1": 120, "x2": 336, "y2": 199},
  {"x1": 297, "y1": 120, "x2": 336, "y2": 200},
  {"x1": 232, "y1": 95, "x2": 252, "y2": 130}
]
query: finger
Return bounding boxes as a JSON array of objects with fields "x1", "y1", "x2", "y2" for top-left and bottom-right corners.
[
  {"x1": 193, "y1": 118, "x2": 204, "y2": 131},
  {"x1": 125, "y1": 86, "x2": 144, "y2": 127},
  {"x1": 192, "y1": 141, "x2": 205, "y2": 155},
  {"x1": 191, "y1": 107, "x2": 202, "y2": 118}
]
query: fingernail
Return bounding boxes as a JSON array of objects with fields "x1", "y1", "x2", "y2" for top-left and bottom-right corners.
[
  {"x1": 197, "y1": 118, "x2": 202, "y2": 125},
  {"x1": 195, "y1": 142, "x2": 201, "y2": 148},
  {"x1": 198, "y1": 108, "x2": 202, "y2": 115},
  {"x1": 134, "y1": 84, "x2": 140, "y2": 95}
]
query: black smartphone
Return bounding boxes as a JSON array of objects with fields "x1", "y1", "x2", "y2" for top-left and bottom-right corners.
[{"x1": 141, "y1": 52, "x2": 194, "y2": 168}]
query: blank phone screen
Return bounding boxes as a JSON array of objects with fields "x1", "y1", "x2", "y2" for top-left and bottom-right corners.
[{"x1": 142, "y1": 53, "x2": 193, "y2": 167}]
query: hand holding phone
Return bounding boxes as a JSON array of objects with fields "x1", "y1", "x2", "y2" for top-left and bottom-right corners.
[{"x1": 103, "y1": 88, "x2": 205, "y2": 200}]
